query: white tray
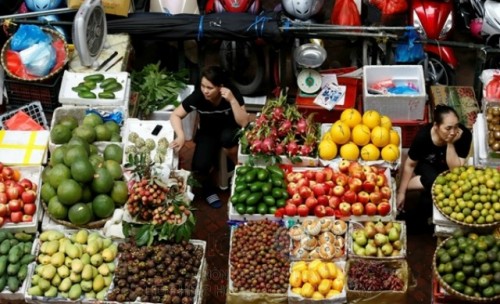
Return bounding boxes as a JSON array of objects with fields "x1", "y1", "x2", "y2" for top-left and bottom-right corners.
[{"x1": 58, "y1": 71, "x2": 130, "y2": 107}]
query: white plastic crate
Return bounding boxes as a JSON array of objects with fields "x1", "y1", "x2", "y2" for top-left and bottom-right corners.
[
  {"x1": 363, "y1": 65, "x2": 426, "y2": 121},
  {"x1": 237, "y1": 144, "x2": 319, "y2": 167},
  {"x1": 0, "y1": 101, "x2": 48, "y2": 130}
]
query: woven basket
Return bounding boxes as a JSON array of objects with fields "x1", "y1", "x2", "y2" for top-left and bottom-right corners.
[
  {"x1": 432, "y1": 237, "x2": 500, "y2": 303},
  {"x1": 41, "y1": 199, "x2": 110, "y2": 230},
  {"x1": 1, "y1": 27, "x2": 69, "y2": 82},
  {"x1": 432, "y1": 170, "x2": 499, "y2": 230}
]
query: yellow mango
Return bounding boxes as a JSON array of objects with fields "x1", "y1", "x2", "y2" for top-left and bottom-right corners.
[
  {"x1": 291, "y1": 287, "x2": 302, "y2": 295},
  {"x1": 307, "y1": 270, "x2": 322, "y2": 287},
  {"x1": 292, "y1": 261, "x2": 307, "y2": 272},
  {"x1": 332, "y1": 277, "x2": 344, "y2": 292},
  {"x1": 312, "y1": 291, "x2": 324, "y2": 300},
  {"x1": 317, "y1": 263, "x2": 331, "y2": 279},
  {"x1": 301, "y1": 282, "x2": 314, "y2": 298},
  {"x1": 326, "y1": 289, "x2": 341, "y2": 298},
  {"x1": 301, "y1": 269, "x2": 310, "y2": 284},
  {"x1": 307, "y1": 259, "x2": 323, "y2": 271},
  {"x1": 289, "y1": 270, "x2": 302, "y2": 288},
  {"x1": 318, "y1": 279, "x2": 332, "y2": 296},
  {"x1": 326, "y1": 262, "x2": 338, "y2": 279}
]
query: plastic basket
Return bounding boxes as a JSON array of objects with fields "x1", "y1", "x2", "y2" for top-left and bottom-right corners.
[
  {"x1": 0, "y1": 101, "x2": 48, "y2": 130},
  {"x1": 4, "y1": 71, "x2": 63, "y2": 112}
]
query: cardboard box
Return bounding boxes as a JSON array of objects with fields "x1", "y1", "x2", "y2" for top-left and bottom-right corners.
[
  {"x1": 68, "y1": 0, "x2": 134, "y2": 17},
  {"x1": 430, "y1": 86, "x2": 479, "y2": 129},
  {"x1": 363, "y1": 65, "x2": 426, "y2": 121}
]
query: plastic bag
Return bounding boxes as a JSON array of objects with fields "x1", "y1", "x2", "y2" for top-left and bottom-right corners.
[
  {"x1": 395, "y1": 29, "x2": 425, "y2": 63},
  {"x1": 331, "y1": 0, "x2": 361, "y2": 26},
  {"x1": 4, "y1": 111, "x2": 45, "y2": 131},
  {"x1": 10, "y1": 24, "x2": 51, "y2": 52},
  {"x1": 480, "y1": 69, "x2": 500, "y2": 100},
  {"x1": 370, "y1": 0, "x2": 408, "y2": 15},
  {"x1": 19, "y1": 41, "x2": 56, "y2": 77}
]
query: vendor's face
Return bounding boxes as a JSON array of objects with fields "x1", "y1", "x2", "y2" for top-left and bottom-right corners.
[
  {"x1": 435, "y1": 113, "x2": 460, "y2": 141},
  {"x1": 200, "y1": 77, "x2": 221, "y2": 104}
]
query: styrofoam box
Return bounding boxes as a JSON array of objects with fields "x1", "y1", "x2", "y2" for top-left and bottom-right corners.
[
  {"x1": 122, "y1": 118, "x2": 178, "y2": 169},
  {"x1": 49, "y1": 106, "x2": 126, "y2": 153},
  {"x1": 319, "y1": 124, "x2": 402, "y2": 170},
  {"x1": 363, "y1": 65, "x2": 427, "y2": 121},
  {"x1": 149, "y1": 85, "x2": 197, "y2": 141},
  {"x1": 0, "y1": 232, "x2": 38, "y2": 301},
  {"x1": 59, "y1": 71, "x2": 130, "y2": 107},
  {"x1": 237, "y1": 144, "x2": 319, "y2": 167},
  {"x1": 2, "y1": 166, "x2": 42, "y2": 233},
  {"x1": 288, "y1": 261, "x2": 347, "y2": 304},
  {"x1": 346, "y1": 220, "x2": 407, "y2": 259}
]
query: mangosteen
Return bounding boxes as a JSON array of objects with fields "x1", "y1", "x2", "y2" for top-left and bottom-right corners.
[
  {"x1": 116, "y1": 294, "x2": 126, "y2": 302},
  {"x1": 117, "y1": 279, "x2": 127, "y2": 288},
  {"x1": 172, "y1": 295, "x2": 181, "y2": 304},
  {"x1": 162, "y1": 294, "x2": 173, "y2": 304},
  {"x1": 128, "y1": 291, "x2": 138, "y2": 301},
  {"x1": 147, "y1": 268, "x2": 156, "y2": 277},
  {"x1": 152, "y1": 295, "x2": 161, "y2": 303}
]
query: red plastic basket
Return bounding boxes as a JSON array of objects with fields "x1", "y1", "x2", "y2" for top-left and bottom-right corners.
[{"x1": 392, "y1": 105, "x2": 430, "y2": 148}]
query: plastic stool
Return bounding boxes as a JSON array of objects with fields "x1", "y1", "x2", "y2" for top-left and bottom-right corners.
[{"x1": 218, "y1": 149, "x2": 233, "y2": 190}]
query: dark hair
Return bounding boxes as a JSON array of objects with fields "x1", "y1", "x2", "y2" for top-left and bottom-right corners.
[
  {"x1": 200, "y1": 65, "x2": 228, "y2": 87},
  {"x1": 433, "y1": 105, "x2": 459, "y2": 125}
]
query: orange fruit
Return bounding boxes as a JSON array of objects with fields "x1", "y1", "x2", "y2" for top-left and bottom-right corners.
[
  {"x1": 390, "y1": 129, "x2": 401, "y2": 146},
  {"x1": 351, "y1": 124, "x2": 371, "y2": 146},
  {"x1": 360, "y1": 144, "x2": 381, "y2": 161},
  {"x1": 329, "y1": 121, "x2": 351, "y2": 145},
  {"x1": 371, "y1": 126, "x2": 390, "y2": 148},
  {"x1": 380, "y1": 115, "x2": 393, "y2": 130},
  {"x1": 340, "y1": 142, "x2": 360, "y2": 161},
  {"x1": 362, "y1": 110, "x2": 381, "y2": 129},
  {"x1": 381, "y1": 144, "x2": 400, "y2": 162},
  {"x1": 340, "y1": 108, "x2": 362, "y2": 129}
]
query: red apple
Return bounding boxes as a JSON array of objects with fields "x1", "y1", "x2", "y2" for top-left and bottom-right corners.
[
  {"x1": 328, "y1": 196, "x2": 341, "y2": 209},
  {"x1": 351, "y1": 202, "x2": 364, "y2": 216},
  {"x1": 315, "y1": 171, "x2": 326, "y2": 183},
  {"x1": 312, "y1": 184, "x2": 326, "y2": 197},
  {"x1": 14, "y1": 183, "x2": 25, "y2": 196},
  {"x1": 348, "y1": 177, "x2": 363, "y2": 193},
  {"x1": 343, "y1": 190, "x2": 357, "y2": 204},
  {"x1": 339, "y1": 202, "x2": 352, "y2": 216},
  {"x1": 351, "y1": 170, "x2": 366, "y2": 181},
  {"x1": 335, "y1": 174, "x2": 348, "y2": 187},
  {"x1": 362, "y1": 165, "x2": 373, "y2": 175},
  {"x1": 0, "y1": 162, "x2": 3, "y2": 174},
  {"x1": 308, "y1": 180, "x2": 317, "y2": 188},
  {"x1": 290, "y1": 193, "x2": 303, "y2": 206},
  {"x1": 274, "y1": 207, "x2": 285, "y2": 218},
  {"x1": 317, "y1": 195, "x2": 329, "y2": 206},
  {"x1": 380, "y1": 186, "x2": 392, "y2": 199},
  {"x1": 377, "y1": 202, "x2": 391, "y2": 216},
  {"x1": 305, "y1": 196, "x2": 318, "y2": 211},
  {"x1": 304, "y1": 170, "x2": 315, "y2": 181},
  {"x1": 325, "y1": 206, "x2": 335, "y2": 216},
  {"x1": 297, "y1": 204, "x2": 309, "y2": 217},
  {"x1": 8, "y1": 199, "x2": 23, "y2": 212},
  {"x1": 285, "y1": 204, "x2": 297, "y2": 216},
  {"x1": 287, "y1": 182, "x2": 298, "y2": 196},
  {"x1": 358, "y1": 191, "x2": 370, "y2": 204},
  {"x1": 365, "y1": 172, "x2": 377, "y2": 184},
  {"x1": 0, "y1": 182, "x2": 5, "y2": 193},
  {"x1": 23, "y1": 203, "x2": 36, "y2": 216},
  {"x1": 0, "y1": 193, "x2": 7, "y2": 204},
  {"x1": 21, "y1": 190, "x2": 37, "y2": 205},
  {"x1": 314, "y1": 205, "x2": 327, "y2": 217},
  {"x1": 376, "y1": 174, "x2": 387, "y2": 187},
  {"x1": 348, "y1": 161, "x2": 362, "y2": 175},
  {"x1": 323, "y1": 167, "x2": 334, "y2": 181},
  {"x1": 10, "y1": 211, "x2": 23, "y2": 223},
  {"x1": 299, "y1": 186, "x2": 313, "y2": 199},
  {"x1": 6, "y1": 186, "x2": 19, "y2": 200},
  {"x1": 369, "y1": 192, "x2": 383, "y2": 204},
  {"x1": 324, "y1": 180, "x2": 334, "y2": 193},
  {"x1": 2, "y1": 167, "x2": 13, "y2": 180},
  {"x1": 362, "y1": 180, "x2": 376, "y2": 193},
  {"x1": 338, "y1": 160, "x2": 350, "y2": 173},
  {"x1": 0, "y1": 203, "x2": 8, "y2": 217},
  {"x1": 365, "y1": 202, "x2": 377, "y2": 216},
  {"x1": 332, "y1": 185, "x2": 345, "y2": 197},
  {"x1": 296, "y1": 178, "x2": 308, "y2": 188},
  {"x1": 22, "y1": 214, "x2": 33, "y2": 222},
  {"x1": 18, "y1": 178, "x2": 33, "y2": 191}
]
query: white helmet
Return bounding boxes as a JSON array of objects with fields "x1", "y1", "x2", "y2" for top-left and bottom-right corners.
[{"x1": 282, "y1": 0, "x2": 325, "y2": 21}]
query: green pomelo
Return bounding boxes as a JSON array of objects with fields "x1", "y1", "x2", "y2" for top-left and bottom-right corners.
[
  {"x1": 68, "y1": 136, "x2": 90, "y2": 155},
  {"x1": 50, "y1": 125, "x2": 72, "y2": 144},
  {"x1": 92, "y1": 194, "x2": 115, "y2": 219},
  {"x1": 41, "y1": 166, "x2": 51, "y2": 183},
  {"x1": 94, "y1": 125, "x2": 112, "y2": 142},
  {"x1": 49, "y1": 145, "x2": 68, "y2": 167},
  {"x1": 72, "y1": 125, "x2": 96, "y2": 144},
  {"x1": 86, "y1": 202, "x2": 95, "y2": 222},
  {"x1": 48, "y1": 196, "x2": 68, "y2": 220},
  {"x1": 110, "y1": 181, "x2": 128, "y2": 205},
  {"x1": 57, "y1": 179, "x2": 83, "y2": 206},
  {"x1": 41, "y1": 183, "x2": 57, "y2": 203},
  {"x1": 81, "y1": 186, "x2": 93, "y2": 203},
  {"x1": 88, "y1": 154, "x2": 104, "y2": 170},
  {"x1": 63, "y1": 145, "x2": 89, "y2": 167},
  {"x1": 91, "y1": 168, "x2": 113, "y2": 194},
  {"x1": 58, "y1": 116, "x2": 78, "y2": 131},
  {"x1": 104, "y1": 160, "x2": 123, "y2": 180},
  {"x1": 89, "y1": 144, "x2": 98, "y2": 155},
  {"x1": 68, "y1": 203, "x2": 92, "y2": 225},
  {"x1": 104, "y1": 121, "x2": 120, "y2": 134},
  {"x1": 103, "y1": 144, "x2": 123, "y2": 163},
  {"x1": 110, "y1": 134, "x2": 122, "y2": 142},
  {"x1": 82, "y1": 113, "x2": 103, "y2": 127},
  {"x1": 71, "y1": 159, "x2": 95, "y2": 183},
  {"x1": 47, "y1": 164, "x2": 71, "y2": 189}
]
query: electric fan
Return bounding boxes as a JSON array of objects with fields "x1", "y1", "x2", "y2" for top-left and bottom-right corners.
[{"x1": 73, "y1": 0, "x2": 107, "y2": 67}]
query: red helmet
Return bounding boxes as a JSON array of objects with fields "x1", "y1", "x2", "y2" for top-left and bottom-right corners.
[{"x1": 212, "y1": 0, "x2": 261, "y2": 14}]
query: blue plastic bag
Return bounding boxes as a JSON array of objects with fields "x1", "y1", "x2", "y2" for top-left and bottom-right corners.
[
  {"x1": 10, "y1": 24, "x2": 51, "y2": 52},
  {"x1": 395, "y1": 28, "x2": 425, "y2": 63},
  {"x1": 19, "y1": 42, "x2": 56, "y2": 77}
]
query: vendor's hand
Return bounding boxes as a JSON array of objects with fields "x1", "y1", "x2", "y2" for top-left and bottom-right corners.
[
  {"x1": 170, "y1": 137, "x2": 185, "y2": 153},
  {"x1": 447, "y1": 128, "x2": 463, "y2": 144},
  {"x1": 396, "y1": 192, "x2": 406, "y2": 213},
  {"x1": 220, "y1": 87, "x2": 235, "y2": 102}
]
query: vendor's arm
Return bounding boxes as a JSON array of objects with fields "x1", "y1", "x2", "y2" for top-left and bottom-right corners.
[
  {"x1": 446, "y1": 125, "x2": 472, "y2": 170},
  {"x1": 169, "y1": 105, "x2": 188, "y2": 152},
  {"x1": 397, "y1": 157, "x2": 418, "y2": 210},
  {"x1": 221, "y1": 87, "x2": 249, "y2": 128}
]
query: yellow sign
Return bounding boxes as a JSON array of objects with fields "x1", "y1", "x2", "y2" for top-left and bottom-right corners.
[{"x1": 0, "y1": 131, "x2": 49, "y2": 165}]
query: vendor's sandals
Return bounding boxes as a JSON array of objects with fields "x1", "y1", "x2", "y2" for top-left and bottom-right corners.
[{"x1": 206, "y1": 193, "x2": 222, "y2": 209}]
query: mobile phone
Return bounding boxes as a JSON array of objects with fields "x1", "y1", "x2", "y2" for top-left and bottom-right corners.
[{"x1": 151, "y1": 124, "x2": 163, "y2": 136}]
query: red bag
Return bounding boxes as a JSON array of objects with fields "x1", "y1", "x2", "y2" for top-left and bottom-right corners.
[
  {"x1": 330, "y1": 0, "x2": 361, "y2": 26},
  {"x1": 4, "y1": 111, "x2": 44, "y2": 131},
  {"x1": 370, "y1": 0, "x2": 408, "y2": 15},
  {"x1": 485, "y1": 75, "x2": 500, "y2": 100}
]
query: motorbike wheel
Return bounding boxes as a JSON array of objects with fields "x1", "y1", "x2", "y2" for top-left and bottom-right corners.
[
  {"x1": 419, "y1": 54, "x2": 455, "y2": 86},
  {"x1": 219, "y1": 40, "x2": 265, "y2": 95}
]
